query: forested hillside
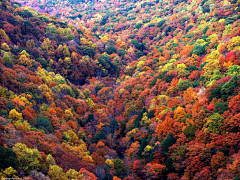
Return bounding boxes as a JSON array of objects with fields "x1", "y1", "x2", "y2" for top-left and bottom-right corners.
[{"x1": 1, "y1": 0, "x2": 240, "y2": 179}]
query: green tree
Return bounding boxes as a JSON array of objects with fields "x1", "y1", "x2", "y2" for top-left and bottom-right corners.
[
  {"x1": 2, "y1": 54, "x2": 13, "y2": 68},
  {"x1": 183, "y1": 123, "x2": 196, "y2": 140},
  {"x1": 110, "y1": 119, "x2": 119, "y2": 134},
  {"x1": 113, "y1": 158, "x2": 127, "y2": 178},
  {"x1": 214, "y1": 100, "x2": 229, "y2": 114},
  {"x1": 0, "y1": 146, "x2": 18, "y2": 170},
  {"x1": 36, "y1": 115, "x2": 53, "y2": 133},
  {"x1": 204, "y1": 113, "x2": 224, "y2": 134},
  {"x1": 94, "y1": 131, "x2": 106, "y2": 143},
  {"x1": 106, "y1": 46, "x2": 117, "y2": 55},
  {"x1": 161, "y1": 132, "x2": 176, "y2": 154},
  {"x1": 221, "y1": 76, "x2": 239, "y2": 100}
]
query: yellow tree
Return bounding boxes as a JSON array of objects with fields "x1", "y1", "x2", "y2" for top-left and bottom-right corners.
[
  {"x1": 41, "y1": 38, "x2": 53, "y2": 52},
  {"x1": 1, "y1": 43, "x2": 11, "y2": 51},
  {"x1": 174, "y1": 106, "x2": 186, "y2": 122},
  {"x1": 0, "y1": 167, "x2": 19, "y2": 178},
  {"x1": 18, "y1": 50, "x2": 32, "y2": 67},
  {"x1": 9, "y1": 109, "x2": 22, "y2": 122},
  {"x1": 0, "y1": 29, "x2": 10, "y2": 40},
  {"x1": 203, "y1": 50, "x2": 221, "y2": 82},
  {"x1": 13, "y1": 143, "x2": 41, "y2": 174}
]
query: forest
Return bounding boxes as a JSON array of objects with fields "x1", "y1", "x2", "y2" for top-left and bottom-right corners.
[{"x1": 0, "y1": 0, "x2": 240, "y2": 179}]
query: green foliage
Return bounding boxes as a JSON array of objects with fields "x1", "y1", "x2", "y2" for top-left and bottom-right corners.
[
  {"x1": 186, "y1": 25, "x2": 193, "y2": 33},
  {"x1": 2, "y1": 54, "x2": 13, "y2": 68},
  {"x1": 81, "y1": 46, "x2": 96, "y2": 58},
  {"x1": 183, "y1": 123, "x2": 196, "y2": 140},
  {"x1": 185, "y1": 66, "x2": 198, "y2": 71},
  {"x1": 190, "y1": 45, "x2": 205, "y2": 56},
  {"x1": 164, "y1": 26, "x2": 171, "y2": 36},
  {"x1": 161, "y1": 132, "x2": 176, "y2": 154},
  {"x1": 136, "y1": 51, "x2": 144, "y2": 58},
  {"x1": 205, "y1": 113, "x2": 224, "y2": 134},
  {"x1": 214, "y1": 100, "x2": 229, "y2": 114},
  {"x1": 14, "y1": 10, "x2": 33, "y2": 18},
  {"x1": 92, "y1": 26, "x2": 98, "y2": 32},
  {"x1": 119, "y1": 49, "x2": 126, "y2": 57},
  {"x1": 135, "y1": 23, "x2": 143, "y2": 29},
  {"x1": 86, "y1": 113, "x2": 94, "y2": 123},
  {"x1": 137, "y1": 137, "x2": 147, "y2": 158},
  {"x1": 113, "y1": 158, "x2": 127, "y2": 178},
  {"x1": 110, "y1": 119, "x2": 119, "y2": 134},
  {"x1": 157, "y1": 71, "x2": 168, "y2": 79},
  {"x1": 220, "y1": 76, "x2": 239, "y2": 100},
  {"x1": 156, "y1": 20, "x2": 165, "y2": 27},
  {"x1": 131, "y1": 40, "x2": 145, "y2": 51},
  {"x1": 165, "y1": 75, "x2": 173, "y2": 83},
  {"x1": 147, "y1": 110, "x2": 155, "y2": 119},
  {"x1": 176, "y1": 79, "x2": 192, "y2": 91},
  {"x1": 13, "y1": 143, "x2": 41, "y2": 175},
  {"x1": 36, "y1": 58, "x2": 48, "y2": 69},
  {"x1": 94, "y1": 131, "x2": 106, "y2": 143},
  {"x1": 134, "y1": 107, "x2": 147, "y2": 128},
  {"x1": 36, "y1": 115, "x2": 53, "y2": 133},
  {"x1": 150, "y1": 79, "x2": 157, "y2": 88},
  {"x1": 0, "y1": 146, "x2": 18, "y2": 170},
  {"x1": 106, "y1": 46, "x2": 117, "y2": 55}
]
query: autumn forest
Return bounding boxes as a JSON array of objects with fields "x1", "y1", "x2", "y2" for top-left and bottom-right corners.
[{"x1": 0, "y1": 0, "x2": 240, "y2": 179}]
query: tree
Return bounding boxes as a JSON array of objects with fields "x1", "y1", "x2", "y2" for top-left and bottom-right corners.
[
  {"x1": 161, "y1": 132, "x2": 176, "y2": 154},
  {"x1": 110, "y1": 119, "x2": 119, "y2": 134},
  {"x1": 9, "y1": 109, "x2": 22, "y2": 122},
  {"x1": 183, "y1": 123, "x2": 196, "y2": 140},
  {"x1": 36, "y1": 115, "x2": 53, "y2": 133},
  {"x1": 46, "y1": 154, "x2": 56, "y2": 167},
  {"x1": 204, "y1": 113, "x2": 224, "y2": 134},
  {"x1": 142, "y1": 163, "x2": 166, "y2": 180},
  {"x1": 0, "y1": 146, "x2": 18, "y2": 170},
  {"x1": 211, "y1": 151, "x2": 227, "y2": 174},
  {"x1": 113, "y1": 158, "x2": 127, "y2": 178},
  {"x1": 125, "y1": 141, "x2": 140, "y2": 160},
  {"x1": 48, "y1": 165, "x2": 64, "y2": 180},
  {"x1": 94, "y1": 131, "x2": 106, "y2": 143},
  {"x1": 18, "y1": 50, "x2": 32, "y2": 67},
  {"x1": 13, "y1": 143, "x2": 41, "y2": 174},
  {"x1": 214, "y1": 100, "x2": 228, "y2": 114},
  {"x1": 106, "y1": 46, "x2": 117, "y2": 55},
  {"x1": 0, "y1": 167, "x2": 19, "y2": 178},
  {"x1": 174, "y1": 106, "x2": 186, "y2": 122},
  {"x1": 2, "y1": 54, "x2": 13, "y2": 68},
  {"x1": 176, "y1": 79, "x2": 192, "y2": 91}
]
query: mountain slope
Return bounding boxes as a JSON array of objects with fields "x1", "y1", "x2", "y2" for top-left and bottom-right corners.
[{"x1": 1, "y1": 0, "x2": 240, "y2": 179}]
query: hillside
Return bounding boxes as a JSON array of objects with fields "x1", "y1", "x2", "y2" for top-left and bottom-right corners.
[{"x1": 1, "y1": 0, "x2": 240, "y2": 179}]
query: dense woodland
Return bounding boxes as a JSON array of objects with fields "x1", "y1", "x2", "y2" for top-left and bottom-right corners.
[{"x1": 0, "y1": 0, "x2": 240, "y2": 179}]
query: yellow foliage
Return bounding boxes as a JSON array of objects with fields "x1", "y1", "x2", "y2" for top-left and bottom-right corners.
[
  {"x1": 63, "y1": 130, "x2": 79, "y2": 144},
  {"x1": 227, "y1": 36, "x2": 240, "y2": 51},
  {"x1": 0, "y1": 29, "x2": 10, "y2": 40},
  {"x1": 174, "y1": 106, "x2": 186, "y2": 122},
  {"x1": 1, "y1": 43, "x2": 10, "y2": 51},
  {"x1": 0, "y1": 167, "x2": 18, "y2": 178},
  {"x1": 41, "y1": 38, "x2": 53, "y2": 52},
  {"x1": 18, "y1": 50, "x2": 32, "y2": 67},
  {"x1": 105, "y1": 159, "x2": 114, "y2": 168},
  {"x1": 9, "y1": 109, "x2": 22, "y2": 121},
  {"x1": 46, "y1": 154, "x2": 56, "y2": 166},
  {"x1": 86, "y1": 98, "x2": 95, "y2": 109},
  {"x1": 13, "y1": 143, "x2": 41, "y2": 173}
]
